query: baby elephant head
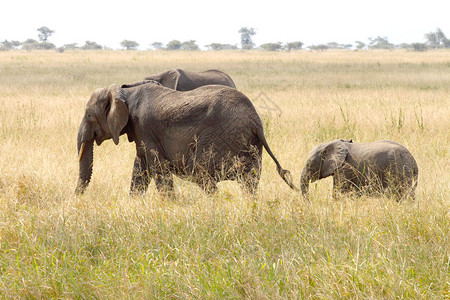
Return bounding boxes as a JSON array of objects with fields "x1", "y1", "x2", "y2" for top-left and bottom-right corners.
[
  {"x1": 300, "y1": 139, "x2": 351, "y2": 196},
  {"x1": 75, "y1": 84, "x2": 129, "y2": 195}
]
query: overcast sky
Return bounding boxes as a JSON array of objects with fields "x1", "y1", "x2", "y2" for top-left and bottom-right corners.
[{"x1": 1, "y1": 0, "x2": 449, "y2": 49}]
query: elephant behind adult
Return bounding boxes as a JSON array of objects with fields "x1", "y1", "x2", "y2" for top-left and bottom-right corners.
[
  {"x1": 144, "y1": 69, "x2": 236, "y2": 91},
  {"x1": 75, "y1": 81, "x2": 297, "y2": 196},
  {"x1": 300, "y1": 139, "x2": 418, "y2": 200}
]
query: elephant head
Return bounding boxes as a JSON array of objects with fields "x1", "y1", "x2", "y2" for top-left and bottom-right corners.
[
  {"x1": 145, "y1": 69, "x2": 180, "y2": 89},
  {"x1": 300, "y1": 139, "x2": 351, "y2": 196},
  {"x1": 75, "y1": 84, "x2": 129, "y2": 194}
]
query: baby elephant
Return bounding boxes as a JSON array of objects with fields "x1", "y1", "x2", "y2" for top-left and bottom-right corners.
[
  {"x1": 300, "y1": 139, "x2": 418, "y2": 200},
  {"x1": 144, "y1": 69, "x2": 236, "y2": 91}
]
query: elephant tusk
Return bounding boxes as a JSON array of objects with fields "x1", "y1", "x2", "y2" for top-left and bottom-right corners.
[{"x1": 78, "y1": 142, "x2": 86, "y2": 162}]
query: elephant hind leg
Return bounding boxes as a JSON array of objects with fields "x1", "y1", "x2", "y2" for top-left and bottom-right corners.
[
  {"x1": 153, "y1": 172, "x2": 174, "y2": 198},
  {"x1": 394, "y1": 179, "x2": 417, "y2": 202},
  {"x1": 239, "y1": 156, "x2": 261, "y2": 195},
  {"x1": 399, "y1": 172, "x2": 418, "y2": 201},
  {"x1": 148, "y1": 150, "x2": 175, "y2": 198},
  {"x1": 240, "y1": 171, "x2": 260, "y2": 195}
]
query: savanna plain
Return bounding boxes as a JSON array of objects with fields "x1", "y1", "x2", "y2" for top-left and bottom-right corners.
[{"x1": 0, "y1": 50, "x2": 449, "y2": 298}]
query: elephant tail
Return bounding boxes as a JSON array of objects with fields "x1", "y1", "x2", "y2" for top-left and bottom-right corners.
[{"x1": 255, "y1": 127, "x2": 299, "y2": 192}]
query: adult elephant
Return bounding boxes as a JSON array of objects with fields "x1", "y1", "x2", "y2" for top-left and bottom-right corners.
[
  {"x1": 300, "y1": 139, "x2": 418, "y2": 200},
  {"x1": 144, "y1": 69, "x2": 236, "y2": 91},
  {"x1": 75, "y1": 81, "x2": 297, "y2": 195}
]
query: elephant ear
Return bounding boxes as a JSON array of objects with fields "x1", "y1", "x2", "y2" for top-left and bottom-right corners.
[
  {"x1": 160, "y1": 69, "x2": 180, "y2": 90},
  {"x1": 106, "y1": 84, "x2": 128, "y2": 145},
  {"x1": 319, "y1": 140, "x2": 349, "y2": 178}
]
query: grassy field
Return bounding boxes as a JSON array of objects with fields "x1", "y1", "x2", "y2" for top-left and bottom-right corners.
[{"x1": 0, "y1": 50, "x2": 448, "y2": 298}]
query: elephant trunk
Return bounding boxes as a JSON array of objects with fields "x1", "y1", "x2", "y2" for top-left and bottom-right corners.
[
  {"x1": 75, "y1": 119, "x2": 94, "y2": 195},
  {"x1": 75, "y1": 139, "x2": 93, "y2": 195}
]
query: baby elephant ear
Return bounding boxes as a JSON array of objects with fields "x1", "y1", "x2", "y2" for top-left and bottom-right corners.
[
  {"x1": 107, "y1": 84, "x2": 129, "y2": 145},
  {"x1": 319, "y1": 140, "x2": 349, "y2": 178}
]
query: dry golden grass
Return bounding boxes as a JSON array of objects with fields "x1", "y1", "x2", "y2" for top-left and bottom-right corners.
[{"x1": 0, "y1": 50, "x2": 449, "y2": 298}]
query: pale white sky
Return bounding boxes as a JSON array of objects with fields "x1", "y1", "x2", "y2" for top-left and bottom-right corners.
[{"x1": 1, "y1": 0, "x2": 449, "y2": 49}]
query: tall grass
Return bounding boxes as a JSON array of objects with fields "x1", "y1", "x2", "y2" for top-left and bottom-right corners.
[{"x1": 0, "y1": 50, "x2": 449, "y2": 298}]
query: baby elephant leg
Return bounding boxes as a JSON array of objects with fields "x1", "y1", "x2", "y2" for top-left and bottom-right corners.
[{"x1": 332, "y1": 172, "x2": 358, "y2": 199}]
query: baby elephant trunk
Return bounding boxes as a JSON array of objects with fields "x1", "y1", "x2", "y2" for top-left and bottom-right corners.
[{"x1": 300, "y1": 166, "x2": 311, "y2": 196}]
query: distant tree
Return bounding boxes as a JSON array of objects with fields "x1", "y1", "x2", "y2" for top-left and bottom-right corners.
[
  {"x1": 63, "y1": 43, "x2": 78, "y2": 50},
  {"x1": 368, "y1": 36, "x2": 394, "y2": 49},
  {"x1": 260, "y1": 42, "x2": 283, "y2": 51},
  {"x1": 81, "y1": 41, "x2": 103, "y2": 50},
  {"x1": 151, "y1": 42, "x2": 164, "y2": 50},
  {"x1": 121, "y1": 40, "x2": 139, "y2": 50},
  {"x1": 323, "y1": 42, "x2": 352, "y2": 49},
  {"x1": 326, "y1": 42, "x2": 340, "y2": 49},
  {"x1": 411, "y1": 43, "x2": 428, "y2": 52},
  {"x1": 22, "y1": 39, "x2": 40, "y2": 51},
  {"x1": 37, "y1": 26, "x2": 54, "y2": 42},
  {"x1": 181, "y1": 40, "x2": 199, "y2": 51},
  {"x1": 0, "y1": 40, "x2": 21, "y2": 51},
  {"x1": 285, "y1": 41, "x2": 303, "y2": 51},
  {"x1": 166, "y1": 40, "x2": 182, "y2": 50},
  {"x1": 396, "y1": 43, "x2": 412, "y2": 49},
  {"x1": 309, "y1": 44, "x2": 329, "y2": 51},
  {"x1": 38, "y1": 42, "x2": 56, "y2": 50},
  {"x1": 239, "y1": 27, "x2": 256, "y2": 49},
  {"x1": 205, "y1": 43, "x2": 237, "y2": 50},
  {"x1": 355, "y1": 41, "x2": 366, "y2": 50},
  {"x1": 425, "y1": 28, "x2": 449, "y2": 49}
]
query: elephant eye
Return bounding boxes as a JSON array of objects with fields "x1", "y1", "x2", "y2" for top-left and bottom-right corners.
[{"x1": 86, "y1": 111, "x2": 94, "y2": 121}]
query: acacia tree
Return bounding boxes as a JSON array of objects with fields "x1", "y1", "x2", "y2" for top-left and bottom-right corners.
[
  {"x1": 309, "y1": 44, "x2": 329, "y2": 51},
  {"x1": 368, "y1": 36, "x2": 394, "y2": 49},
  {"x1": 286, "y1": 41, "x2": 303, "y2": 51},
  {"x1": 425, "y1": 28, "x2": 450, "y2": 48},
  {"x1": 239, "y1": 27, "x2": 256, "y2": 49},
  {"x1": 260, "y1": 42, "x2": 283, "y2": 51},
  {"x1": 120, "y1": 40, "x2": 139, "y2": 50},
  {"x1": 82, "y1": 41, "x2": 102, "y2": 50},
  {"x1": 151, "y1": 42, "x2": 163, "y2": 50},
  {"x1": 22, "y1": 39, "x2": 39, "y2": 51},
  {"x1": 166, "y1": 40, "x2": 182, "y2": 50},
  {"x1": 181, "y1": 40, "x2": 199, "y2": 51},
  {"x1": 205, "y1": 43, "x2": 237, "y2": 50},
  {"x1": 0, "y1": 40, "x2": 21, "y2": 50},
  {"x1": 37, "y1": 26, "x2": 54, "y2": 42},
  {"x1": 355, "y1": 41, "x2": 366, "y2": 50}
]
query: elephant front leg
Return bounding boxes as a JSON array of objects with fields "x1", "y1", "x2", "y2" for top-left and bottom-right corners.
[
  {"x1": 332, "y1": 173, "x2": 354, "y2": 200},
  {"x1": 130, "y1": 156, "x2": 151, "y2": 195}
]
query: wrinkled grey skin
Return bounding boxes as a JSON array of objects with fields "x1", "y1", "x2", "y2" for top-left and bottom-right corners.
[
  {"x1": 144, "y1": 69, "x2": 236, "y2": 91},
  {"x1": 76, "y1": 81, "x2": 297, "y2": 196},
  {"x1": 300, "y1": 139, "x2": 418, "y2": 200}
]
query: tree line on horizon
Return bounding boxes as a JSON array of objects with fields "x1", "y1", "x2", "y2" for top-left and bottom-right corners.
[{"x1": 1, "y1": 26, "x2": 449, "y2": 52}]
